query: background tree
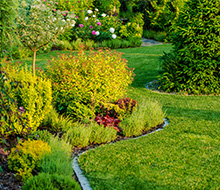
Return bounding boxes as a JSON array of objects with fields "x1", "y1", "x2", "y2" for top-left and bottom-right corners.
[
  {"x1": 16, "y1": 0, "x2": 76, "y2": 74},
  {"x1": 0, "y1": 0, "x2": 18, "y2": 59},
  {"x1": 159, "y1": 0, "x2": 220, "y2": 94}
]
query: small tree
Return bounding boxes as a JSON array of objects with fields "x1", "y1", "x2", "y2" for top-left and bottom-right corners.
[{"x1": 17, "y1": 0, "x2": 76, "y2": 74}]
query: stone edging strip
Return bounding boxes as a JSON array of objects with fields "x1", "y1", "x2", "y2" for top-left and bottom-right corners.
[{"x1": 72, "y1": 118, "x2": 169, "y2": 190}]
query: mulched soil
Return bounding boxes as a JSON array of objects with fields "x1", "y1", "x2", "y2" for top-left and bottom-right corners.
[{"x1": 0, "y1": 161, "x2": 23, "y2": 190}]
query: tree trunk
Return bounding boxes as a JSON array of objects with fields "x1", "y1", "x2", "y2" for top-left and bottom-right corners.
[{"x1": 33, "y1": 48, "x2": 36, "y2": 75}]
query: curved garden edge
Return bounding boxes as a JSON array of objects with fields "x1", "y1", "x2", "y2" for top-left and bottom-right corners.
[{"x1": 72, "y1": 118, "x2": 169, "y2": 190}]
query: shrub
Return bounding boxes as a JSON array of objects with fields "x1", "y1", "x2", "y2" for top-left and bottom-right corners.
[
  {"x1": 63, "y1": 121, "x2": 118, "y2": 147},
  {"x1": 22, "y1": 173, "x2": 81, "y2": 190},
  {"x1": 120, "y1": 99, "x2": 165, "y2": 137},
  {"x1": 54, "y1": 40, "x2": 73, "y2": 50},
  {"x1": 160, "y1": 0, "x2": 220, "y2": 94},
  {"x1": 0, "y1": 62, "x2": 52, "y2": 140},
  {"x1": 40, "y1": 107, "x2": 73, "y2": 133},
  {"x1": 32, "y1": 130, "x2": 54, "y2": 144},
  {"x1": 89, "y1": 122, "x2": 118, "y2": 144},
  {"x1": 93, "y1": 0, "x2": 121, "y2": 15},
  {"x1": 46, "y1": 49, "x2": 134, "y2": 120},
  {"x1": 39, "y1": 136, "x2": 73, "y2": 176},
  {"x1": 7, "y1": 139, "x2": 51, "y2": 182},
  {"x1": 63, "y1": 123, "x2": 92, "y2": 148}
]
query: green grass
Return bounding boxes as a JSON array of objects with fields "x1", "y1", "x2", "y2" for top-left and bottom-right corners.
[
  {"x1": 14, "y1": 45, "x2": 220, "y2": 189},
  {"x1": 77, "y1": 45, "x2": 220, "y2": 189}
]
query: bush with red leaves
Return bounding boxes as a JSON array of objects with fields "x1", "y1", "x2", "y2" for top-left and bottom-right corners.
[{"x1": 94, "y1": 114, "x2": 121, "y2": 132}]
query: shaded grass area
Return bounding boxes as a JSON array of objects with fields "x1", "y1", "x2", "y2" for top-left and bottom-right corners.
[{"x1": 78, "y1": 45, "x2": 220, "y2": 189}]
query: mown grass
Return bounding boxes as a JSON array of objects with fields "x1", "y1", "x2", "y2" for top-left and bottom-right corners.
[
  {"x1": 15, "y1": 45, "x2": 220, "y2": 189},
  {"x1": 78, "y1": 44, "x2": 220, "y2": 189}
]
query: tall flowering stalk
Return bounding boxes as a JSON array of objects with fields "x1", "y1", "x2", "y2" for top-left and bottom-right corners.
[{"x1": 16, "y1": 0, "x2": 76, "y2": 74}]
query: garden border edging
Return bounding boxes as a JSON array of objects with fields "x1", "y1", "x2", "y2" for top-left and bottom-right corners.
[{"x1": 72, "y1": 119, "x2": 169, "y2": 190}]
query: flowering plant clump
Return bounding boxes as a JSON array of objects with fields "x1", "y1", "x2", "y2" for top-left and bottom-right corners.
[
  {"x1": 73, "y1": 7, "x2": 121, "y2": 42},
  {"x1": 16, "y1": 0, "x2": 76, "y2": 74}
]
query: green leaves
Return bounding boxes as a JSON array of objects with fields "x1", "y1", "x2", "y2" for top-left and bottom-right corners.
[{"x1": 160, "y1": 0, "x2": 220, "y2": 94}]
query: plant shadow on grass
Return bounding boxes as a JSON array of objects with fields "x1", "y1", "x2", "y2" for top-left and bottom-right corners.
[{"x1": 165, "y1": 106, "x2": 220, "y2": 122}]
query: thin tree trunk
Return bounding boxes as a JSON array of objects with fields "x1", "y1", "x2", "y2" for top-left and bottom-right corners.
[{"x1": 33, "y1": 48, "x2": 36, "y2": 75}]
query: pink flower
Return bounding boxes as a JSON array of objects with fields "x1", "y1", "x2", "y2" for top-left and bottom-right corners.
[
  {"x1": 66, "y1": 1, "x2": 68, "y2": 3},
  {"x1": 48, "y1": 4, "x2": 51, "y2": 6},
  {"x1": 43, "y1": 0, "x2": 46, "y2": 2},
  {"x1": 89, "y1": 25, "x2": 93, "y2": 29},
  {"x1": 81, "y1": 10, "x2": 83, "y2": 12},
  {"x1": 66, "y1": 11, "x2": 69, "y2": 13},
  {"x1": 55, "y1": 2, "x2": 58, "y2": 4},
  {"x1": 92, "y1": 30, "x2": 96, "y2": 35},
  {"x1": 79, "y1": 24, "x2": 84, "y2": 28},
  {"x1": 75, "y1": 16, "x2": 78, "y2": 19},
  {"x1": 54, "y1": 9, "x2": 56, "y2": 11},
  {"x1": 78, "y1": 1, "x2": 80, "y2": 2},
  {"x1": 63, "y1": 13, "x2": 66, "y2": 16},
  {"x1": 97, "y1": 22, "x2": 101, "y2": 26}
]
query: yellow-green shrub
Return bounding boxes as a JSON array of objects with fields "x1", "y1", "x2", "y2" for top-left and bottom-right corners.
[
  {"x1": 8, "y1": 139, "x2": 51, "y2": 182},
  {"x1": 0, "y1": 62, "x2": 52, "y2": 139},
  {"x1": 46, "y1": 49, "x2": 134, "y2": 120}
]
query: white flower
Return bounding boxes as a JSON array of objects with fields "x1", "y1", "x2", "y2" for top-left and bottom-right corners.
[
  {"x1": 95, "y1": 31, "x2": 100, "y2": 36},
  {"x1": 95, "y1": 8, "x2": 98, "y2": 12},
  {"x1": 55, "y1": 27, "x2": 58, "y2": 30},
  {"x1": 101, "y1": 13, "x2": 106, "y2": 17},
  {"x1": 53, "y1": 17, "x2": 57, "y2": 21},
  {"x1": 112, "y1": 34, "x2": 117, "y2": 39},
  {"x1": 110, "y1": 27, "x2": 115, "y2": 33},
  {"x1": 71, "y1": 23, "x2": 75, "y2": 26},
  {"x1": 67, "y1": 19, "x2": 70, "y2": 22},
  {"x1": 87, "y1": 10, "x2": 92, "y2": 14},
  {"x1": 62, "y1": 19, "x2": 65, "y2": 22},
  {"x1": 85, "y1": 17, "x2": 88, "y2": 21},
  {"x1": 93, "y1": 15, "x2": 96, "y2": 18},
  {"x1": 61, "y1": 27, "x2": 63, "y2": 30}
]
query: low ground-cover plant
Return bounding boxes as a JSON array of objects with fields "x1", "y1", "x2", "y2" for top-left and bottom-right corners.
[
  {"x1": 120, "y1": 99, "x2": 165, "y2": 137},
  {"x1": 46, "y1": 48, "x2": 134, "y2": 120},
  {"x1": 39, "y1": 136, "x2": 73, "y2": 176},
  {"x1": 159, "y1": 0, "x2": 220, "y2": 94},
  {"x1": 22, "y1": 173, "x2": 81, "y2": 190},
  {"x1": 8, "y1": 139, "x2": 51, "y2": 182},
  {"x1": 0, "y1": 61, "x2": 52, "y2": 141},
  {"x1": 63, "y1": 121, "x2": 118, "y2": 148}
]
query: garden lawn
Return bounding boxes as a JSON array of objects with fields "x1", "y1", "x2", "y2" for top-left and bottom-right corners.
[{"x1": 78, "y1": 45, "x2": 220, "y2": 189}]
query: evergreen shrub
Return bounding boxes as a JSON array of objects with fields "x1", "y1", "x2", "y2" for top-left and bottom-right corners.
[{"x1": 160, "y1": 0, "x2": 220, "y2": 94}]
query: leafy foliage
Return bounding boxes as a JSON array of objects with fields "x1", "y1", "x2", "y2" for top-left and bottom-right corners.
[
  {"x1": 46, "y1": 49, "x2": 134, "y2": 120},
  {"x1": 93, "y1": 0, "x2": 121, "y2": 16},
  {"x1": 0, "y1": 61, "x2": 52, "y2": 140},
  {"x1": 0, "y1": 0, "x2": 18, "y2": 58},
  {"x1": 8, "y1": 139, "x2": 51, "y2": 182},
  {"x1": 160, "y1": 0, "x2": 220, "y2": 94}
]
